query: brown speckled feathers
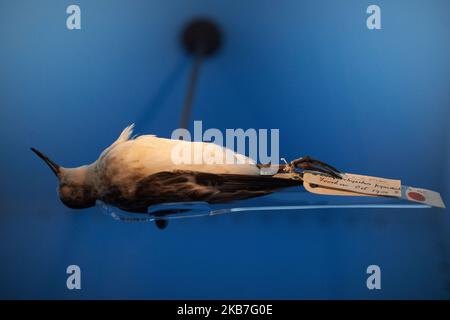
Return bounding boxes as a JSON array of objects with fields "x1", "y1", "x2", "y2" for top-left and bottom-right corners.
[{"x1": 102, "y1": 170, "x2": 302, "y2": 213}]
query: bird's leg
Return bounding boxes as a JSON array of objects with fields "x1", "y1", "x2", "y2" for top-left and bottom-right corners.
[
  {"x1": 258, "y1": 157, "x2": 341, "y2": 179},
  {"x1": 287, "y1": 156, "x2": 342, "y2": 179}
]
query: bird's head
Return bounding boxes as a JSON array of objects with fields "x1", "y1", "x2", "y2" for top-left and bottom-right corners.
[{"x1": 31, "y1": 147, "x2": 97, "y2": 209}]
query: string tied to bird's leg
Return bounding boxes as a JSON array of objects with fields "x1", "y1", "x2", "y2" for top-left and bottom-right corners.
[{"x1": 281, "y1": 156, "x2": 342, "y2": 179}]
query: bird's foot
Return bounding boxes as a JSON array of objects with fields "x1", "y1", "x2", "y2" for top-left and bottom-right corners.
[{"x1": 287, "y1": 156, "x2": 342, "y2": 179}]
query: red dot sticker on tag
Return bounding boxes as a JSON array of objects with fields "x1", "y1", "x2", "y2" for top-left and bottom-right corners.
[
  {"x1": 403, "y1": 186, "x2": 445, "y2": 208},
  {"x1": 408, "y1": 191, "x2": 426, "y2": 202}
]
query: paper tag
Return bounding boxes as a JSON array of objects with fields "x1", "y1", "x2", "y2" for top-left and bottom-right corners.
[
  {"x1": 303, "y1": 181, "x2": 375, "y2": 196},
  {"x1": 402, "y1": 186, "x2": 446, "y2": 208},
  {"x1": 303, "y1": 172, "x2": 401, "y2": 197},
  {"x1": 302, "y1": 172, "x2": 445, "y2": 208}
]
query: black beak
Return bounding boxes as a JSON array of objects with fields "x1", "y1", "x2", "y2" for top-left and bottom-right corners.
[{"x1": 30, "y1": 147, "x2": 60, "y2": 176}]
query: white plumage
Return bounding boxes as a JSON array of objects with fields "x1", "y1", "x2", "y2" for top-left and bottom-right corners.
[{"x1": 100, "y1": 124, "x2": 260, "y2": 177}]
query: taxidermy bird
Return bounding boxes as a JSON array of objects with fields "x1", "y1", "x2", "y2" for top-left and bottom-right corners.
[{"x1": 31, "y1": 124, "x2": 340, "y2": 229}]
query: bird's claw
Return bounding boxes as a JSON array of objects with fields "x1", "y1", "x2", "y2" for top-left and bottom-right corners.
[{"x1": 289, "y1": 156, "x2": 342, "y2": 179}]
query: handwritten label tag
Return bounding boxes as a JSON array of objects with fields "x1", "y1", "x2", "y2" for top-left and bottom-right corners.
[
  {"x1": 302, "y1": 172, "x2": 446, "y2": 208},
  {"x1": 303, "y1": 172, "x2": 401, "y2": 197}
]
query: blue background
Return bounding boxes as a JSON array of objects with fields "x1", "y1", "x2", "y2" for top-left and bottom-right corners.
[{"x1": 0, "y1": 0, "x2": 449, "y2": 299}]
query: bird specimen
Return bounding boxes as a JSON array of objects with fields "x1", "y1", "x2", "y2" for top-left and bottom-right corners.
[{"x1": 31, "y1": 125, "x2": 340, "y2": 228}]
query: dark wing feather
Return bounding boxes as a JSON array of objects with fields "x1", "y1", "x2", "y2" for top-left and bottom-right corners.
[{"x1": 117, "y1": 170, "x2": 302, "y2": 213}]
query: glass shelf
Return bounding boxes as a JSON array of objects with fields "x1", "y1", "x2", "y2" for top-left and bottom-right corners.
[{"x1": 96, "y1": 188, "x2": 431, "y2": 223}]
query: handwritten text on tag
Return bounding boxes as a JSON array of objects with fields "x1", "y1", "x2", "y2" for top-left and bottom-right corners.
[{"x1": 303, "y1": 172, "x2": 401, "y2": 197}]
